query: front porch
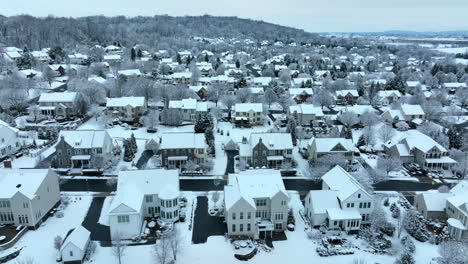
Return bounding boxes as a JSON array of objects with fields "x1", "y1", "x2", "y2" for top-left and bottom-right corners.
[
  {"x1": 71, "y1": 155, "x2": 91, "y2": 169},
  {"x1": 424, "y1": 156, "x2": 457, "y2": 172},
  {"x1": 167, "y1": 156, "x2": 188, "y2": 169}
]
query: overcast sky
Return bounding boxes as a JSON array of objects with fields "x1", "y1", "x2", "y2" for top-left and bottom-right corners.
[{"x1": 3, "y1": 0, "x2": 468, "y2": 32}]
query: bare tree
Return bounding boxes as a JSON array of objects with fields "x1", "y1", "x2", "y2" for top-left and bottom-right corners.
[
  {"x1": 359, "y1": 110, "x2": 380, "y2": 127},
  {"x1": 263, "y1": 88, "x2": 278, "y2": 107},
  {"x1": 154, "y1": 233, "x2": 170, "y2": 264},
  {"x1": 142, "y1": 110, "x2": 160, "y2": 129},
  {"x1": 313, "y1": 89, "x2": 335, "y2": 109},
  {"x1": 236, "y1": 88, "x2": 252, "y2": 103},
  {"x1": 339, "y1": 111, "x2": 359, "y2": 128},
  {"x1": 437, "y1": 240, "x2": 468, "y2": 264},
  {"x1": 378, "y1": 125, "x2": 395, "y2": 145},
  {"x1": 112, "y1": 231, "x2": 127, "y2": 264},
  {"x1": 168, "y1": 226, "x2": 183, "y2": 262},
  {"x1": 53, "y1": 235, "x2": 63, "y2": 251}
]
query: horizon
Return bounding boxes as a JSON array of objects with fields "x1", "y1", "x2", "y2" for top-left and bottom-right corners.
[{"x1": 2, "y1": 0, "x2": 468, "y2": 33}]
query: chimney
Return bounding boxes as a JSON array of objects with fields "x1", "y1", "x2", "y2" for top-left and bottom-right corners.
[{"x1": 3, "y1": 160, "x2": 12, "y2": 168}]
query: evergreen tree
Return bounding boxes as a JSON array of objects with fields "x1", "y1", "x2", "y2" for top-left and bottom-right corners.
[
  {"x1": 394, "y1": 251, "x2": 415, "y2": 264},
  {"x1": 286, "y1": 117, "x2": 297, "y2": 146},
  {"x1": 448, "y1": 127, "x2": 462, "y2": 149},
  {"x1": 130, "y1": 48, "x2": 136, "y2": 61},
  {"x1": 357, "y1": 134, "x2": 366, "y2": 147},
  {"x1": 137, "y1": 49, "x2": 143, "y2": 58}
]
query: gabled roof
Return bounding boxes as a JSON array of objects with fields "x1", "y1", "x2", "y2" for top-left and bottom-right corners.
[
  {"x1": 322, "y1": 166, "x2": 371, "y2": 201},
  {"x1": 59, "y1": 130, "x2": 111, "y2": 149},
  {"x1": 38, "y1": 92, "x2": 77, "y2": 103},
  {"x1": 336, "y1": 89, "x2": 359, "y2": 97},
  {"x1": 289, "y1": 104, "x2": 324, "y2": 116},
  {"x1": 400, "y1": 104, "x2": 425, "y2": 116},
  {"x1": 309, "y1": 137, "x2": 354, "y2": 153},
  {"x1": 420, "y1": 192, "x2": 453, "y2": 212},
  {"x1": 402, "y1": 130, "x2": 446, "y2": 153},
  {"x1": 225, "y1": 170, "x2": 288, "y2": 211},
  {"x1": 106, "y1": 97, "x2": 145, "y2": 107},
  {"x1": 61, "y1": 225, "x2": 90, "y2": 252},
  {"x1": 160, "y1": 133, "x2": 206, "y2": 149},
  {"x1": 0, "y1": 169, "x2": 53, "y2": 199},
  {"x1": 109, "y1": 169, "x2": 179, "y2": 214},
  {"x1": 233, "y1": 103, "x2": 263, "y2": 113},
  {"x1": 307, "y1": 190, "x2": 340, "y2": 214},
  {"x1": 249, "y1": 133, "x2": 293, "y2": 150}
]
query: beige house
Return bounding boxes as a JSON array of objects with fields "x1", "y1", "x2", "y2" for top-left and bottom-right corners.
[
  {"x1": 106, "y1": 97, "x2": 147, "y2": 122},
  {"x1": 0, "y1": 169, "x2": 61, "y2": 229},
  {"x1": 289, "y1": 104, "x2": 324, "y2": 127},
  {"x1": 224, "y1": 170, "x2": 289, "y2": 239},
  {"x1": 231, "y1": 103, "x2": 263, "y2": 126},
  {"x1": 38, "y1": 92, "x2": 77, "y2": 119},
  {"x1": 307, "y1": 137, "x2": 354, "y2": 162},
  {"x1": 168, "y1": 98, "x2": 208, "y2": 123},
  {"x1": 414, "y1": 192, "x2": 453, "y2": 220}
]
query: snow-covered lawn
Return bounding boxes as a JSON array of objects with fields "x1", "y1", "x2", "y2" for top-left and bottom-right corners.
[
  {"x1": 7, "y1": 194, "x2": 92, "y2": 263},
  {"x1": 434, "y1": 47, "x2": 468, "y2": 54},
  {"x1": 88, "y1": 192, "x2": 441, "y2": 263},
  {"x1": 98, "y1": 196, "x2": 113, "y2": 226}
]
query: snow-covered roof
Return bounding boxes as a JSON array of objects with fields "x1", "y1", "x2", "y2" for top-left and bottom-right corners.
[
  {"x1": 420, "y1": 192, "x2": 453, "y2": 212},
  {"x1": 309, "y1": 137, "x2": 354, "y2": 153},
  {"x1": 307, "y1": 190, "x2": 340, "y2": 215},
  {"x1": 443, "y1": 82, "x2": 467, "y2": 88},
  {"x1": 106, "y1": 97, "x2": 146, "y2": 107},
  {"x1": 253, "y1": 77, "x2": 272, "y2": 86},
  {"x1": 109, "y1": 169, "x2": 179, "y2": 213},
  {"x1": 249, "y1": 133, "x2": 293, "y2": 150},
  {"x1": 336, "y1": 89, "x2": 359, "y2": 97},
  {"x1": 327, "y1": 208, "x2": 361, "y2": 220},
  {"x1": 377, "y1": 90, "x2": 402, "y2": 98},
  {"x1": 103, "y1": 54, "x2": 121, "y2": 60},
  {"x1": 446, "y1": 194, "x2": 468, "y2": 215},
  {"x1": 322, "y1": 166, "x2": 371, "y2": 201},
  {"x1": 160, "y1": 133, "x2": 206, "y2": 149},
  {"x1": 400, "y1": 104, "x2": 425, "y2": 116},
  {"x1": 451, "y1": 180, "x2": 468, "y2": 195},
  {"x1": 225, "y1": 170, "x2": 288, "y2": 211},
  {"x1": 118, "y1": 69, "x2": 142, "y2": 76},
  {"x1": 38, "y1": 92, "x2": 77, "y2": 103},
  {"x1": 0, "y1": 169, "x2": 53, "y2": 199},
  {"x1": 406, "y1": 81, "x2": 421, "y2": 87},
  {"x1": 59, "y1": 130, "x2": 111, "y2": 149},
  {"x1": 169, "y1": 98, "x2": 207, "y2": 111},
  {"x1": 233, "y1": 103, "x2": 263, "y2": 113},
  {"x1": 289, "y1": 104, "x2": 323, "y2": 116},
  {"x1": 61, "y1": 225, "x2": 90, "y2": 252},
  {"x1": 402, "y1": 130, "x2": 446, "y2": 153},
  {"x1": 289, "y1": 88, "x2": 314, "y2": 97}
]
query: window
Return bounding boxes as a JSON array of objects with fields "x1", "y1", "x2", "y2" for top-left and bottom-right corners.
[
  {"x1": 70, "y1": 251, "x2": 73, "y2": 257},
  {"x1": 255, "y1": 199, "x2": 266, "y2": 206},
  {"x1": 23, "y1": 202, "x2": 29, "y2": 208},
  {"x1": 358, "y1": 193, "x2": 361, "y2": 198},
  {"x1": 281, "y1": 200, "x2": 287, "y2": 206},
  {"x1": 275, "y1": 223, "x2": 282, "y2": 230},
  {"x1": 240, "y1": 212, "x2": 244, "y2": 220},
  {"x1": 359, "y1": 203, "x2": 363, "y2": 209},
  {"x1": 275, "y1": 212, "x2": 283, "y2": 220},
  {"x1": 367, "y1": 202, "x2": 371, "y2": 208},
  {"x1": 198, "y1": 149, "x2": 204, "y2": 154},
  {"x1": 232, "y1": 212, "x2": 236, "y2": 220},
  {"x1": 247, "y1": 223, "x2": 251, "y2": 231},
  {"x1": 247, "y1": 212, "x2": 251, "y2": 219},
  {"x1": 117, "y1": 215, "x2": 130, "y2": 223},
  {"x1": 145, "y1": 195, "x2": 153, "y2": 203},
  {"x1": 240, "y1": 224, "x2": 244, "y2": 232},
  {"x1": 232, "y1": 224, "x2": 236, "y2": 232}
]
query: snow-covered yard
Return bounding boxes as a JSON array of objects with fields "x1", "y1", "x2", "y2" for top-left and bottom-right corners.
[{"x1": 5, "y1": 194, "x2": 92, "y2": 263}]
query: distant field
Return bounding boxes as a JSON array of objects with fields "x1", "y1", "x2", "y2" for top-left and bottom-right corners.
[{"x1": 435, "y1": 47, "x2": 468, "y2": 54}]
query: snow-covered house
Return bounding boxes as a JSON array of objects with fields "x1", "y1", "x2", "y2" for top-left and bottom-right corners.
[
  {"x1": 168, "y1": 98, "x2": 208, "y2": 123},
  {"x1": 336, "y1": 90, "x2": 359, "y2": 105},
  {"x1": 117, "y1": 69, "x2": 142, "y2": 78},
  {"x1": 0, "y1": 120, "x2": 20, "y2": 160},
  {"x1": 68, "y1": 53, "x2": 88, "y2": 65},
  {"x1": 31, "y1": 50, "x2": 50, "y2": 63},
  {"x1": 252, "y1": 77, "x2": 272, "y2": 88},
  {"x1": 304, "y1": 166, "x2": 374, "y2": 232},
  {"x1": 375, "y1": 90, "x2": 402, "y2": 106},
  {"x1": 171, "y1": 72, "x2": 192, "y2": 84},
  {"x1": 445, "y1": 194, "x2": 468, "y2": 240},
  {"x1": 54, "y1": 130, "x2": 114, "y2": 169},
  {"x1": 288, "y1": 88, "x2": 314, "y2": 104},
  {"x1": 399, "y1": 104, "x2": 425, "y2": 123},
  {"x1": 231, "y1": 103, "x2": 263, "y2": 126},
  {"x1": 384, "y1": 130, "x2": 456, "y2": 172},
  {"x1": 414, "y1": 192, "x2": 453, "y2": 220},
  {"x1": 103, "y1": 54, "x2": 121, "y2": 63},
  {"x1": 289, "y1": 104, "x2": 324, "y2": 127},
  {"x1": 60, "y1": 225, "x2": 91, "y2": 264},
  {"x1": 38, "y1": 92, "x2": 77, "y2": 119},
  {"x1": 160, "y1": 133, "x2": 207, "y2": 169},
  {"x1": 224, "y1": 170, "x2": 289, "y2": 239},
  {"x1": 109, "y1": 169, "x2": 180, "y2": 240},
  {"x1": 106, "y1": 97, "x2": 147, "y2": 122},
  {"x1": 443, "y1": 82, "x2": 467, "y2": 93},
  {"x1": 238, "y1": 133, "x2": 293, "y2": 169},
  {"x1": 307, "y1": 137, "x2": 354, "y2": 162},
  {"x1": 0, "y1": 168, "x2": 60, "y2": 229}
]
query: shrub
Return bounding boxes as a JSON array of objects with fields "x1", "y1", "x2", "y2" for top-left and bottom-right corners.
[
  {"x1": 401, "y1": 235, "x2": 415, "y2": 253},
  {"x1": 403, "y1": 210, "x2": 430, "y2": 242},
  {"x1": 394, "y1": 251, "x2": 415, "y2": 264},
  {"x1": 383, "y1": 198, "x2": 390, "y2": 207}
]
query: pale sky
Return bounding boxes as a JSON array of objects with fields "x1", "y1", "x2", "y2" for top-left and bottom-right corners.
[{"x1": 3, "y1": 0, "x2": 468, "y2": 32}]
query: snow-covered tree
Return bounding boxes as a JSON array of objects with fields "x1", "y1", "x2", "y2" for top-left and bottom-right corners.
[
  {"x1": 403, "y1": 209, "x2": 430, "y2": 242},
  {"x1": 339, "y1": 111, "x2": 359, "y2": 128},
  {"x1": 142, "y1": 110, "x2": 160, "y2": 129},
  {"x1": 154, "y1": 233, "x2": 170, "y2": 264},
  {"x1": 378, "y1": 125, "x2": 395, "y2": 145},
  {"x1": 437, "y1": 240, "x2": 468, "y2": 264},
  {"x1": 112, "y1": 231, "x2": 127, "y2": 264},
  {"x1": 394, "y1": 251, "x2": 415, "y2": 264},
  {"x1": 263, "y1": 88, "x2": 278, "y2": 107},
  {"x1": 313, "y1": 89, "x2": 335, "y2": 109}
]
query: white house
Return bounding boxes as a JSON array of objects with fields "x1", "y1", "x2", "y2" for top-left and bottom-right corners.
[
  {"x1": 376, "y1": 90, "x2": 402, "y2": 105},
  {"x1": 445, "y1": 194, "x2": 468, "y2": 240},
  {"x1": 60, "y1": 225, "x2": 91, "y2": 264},
  {"x1": 108, "y1": 169, "x2": 180, "y2": 240},
  {"x1": 0, "y1": 169, "x2": 61, "y2": 229},
  {"x1": 384, "y1": 130, "x2": 457, "y2": 172},
  {"x1": 0, "y1": 120, "x2": 20, "y2": 160},
  {"x1": 106, "y1": 97, "x2": 147, "y2": 122},
  {"x1": 224, "y1": 170, "x2": 289, "y2": 239},
  {"x1": 304, "y1": 166, "x2": 374, "y2": 232}
]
